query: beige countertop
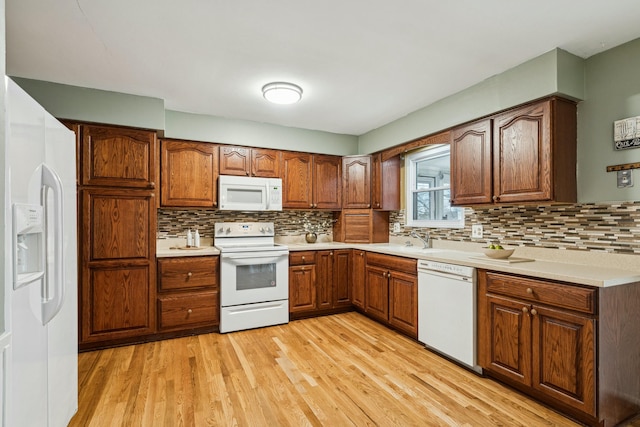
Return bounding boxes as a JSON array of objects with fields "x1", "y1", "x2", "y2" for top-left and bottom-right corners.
[{"x1": 157, "y1": 235, "x2": 640, "y2": 287}]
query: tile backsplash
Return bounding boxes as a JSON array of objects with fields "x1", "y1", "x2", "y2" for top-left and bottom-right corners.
[
  {"x1": 393, "y1": 201, "x2": 640, "y2": 254},
  {"x1": 159, "y1": 201, "x2": 640, "y2": 255}
]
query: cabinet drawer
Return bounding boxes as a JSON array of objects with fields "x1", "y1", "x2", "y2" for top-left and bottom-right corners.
[
  {"x1": 289, "y1": 251, "x2": 316, "y2": 266},
  {"x1": 158, "y1": 291, "x2": 218, "y2": 330},
  {"x1": 485, "y1": 272, "x2": 596, "y2": 314},
  {"x1": 365, "y1": 252, "x2": 416, "y2": 275},
  {"x1": 158, "y1": 257, "x2": 218, "y2": 291}
]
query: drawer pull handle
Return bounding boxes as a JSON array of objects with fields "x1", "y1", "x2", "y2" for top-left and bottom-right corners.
[
  {"x1": 187, "y1": 272, "x2": 193, "y2": 277},
  {"x1": 530, "y1": 308, "x2": 537, "y2": 316},
  {"x1": 187, "y1": 309, "x2": 193, "y2": 314},
  {"x1": 526, "y1": 288, "x2": 533, "y2": 294},
  {"x1": 522, "y1": 307, "x2": 529, "y2": 314}
]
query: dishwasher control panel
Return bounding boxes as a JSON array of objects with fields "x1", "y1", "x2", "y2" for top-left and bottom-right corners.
[{"x1": 417, "y1": 260, "x2": 475, "y2": 278}]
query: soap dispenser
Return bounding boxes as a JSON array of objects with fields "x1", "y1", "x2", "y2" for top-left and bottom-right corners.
[
  {"x1": 186, "y1": 229, "x2": 193, "y2": 247},
  {"x1": 194, "y1": 228, "x2": 200, "y2": 248}
]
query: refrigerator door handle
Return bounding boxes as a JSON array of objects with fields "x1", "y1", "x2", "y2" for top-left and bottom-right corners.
[{"x1": 41, "y1": 163, "x2": 65, "y2": 325}]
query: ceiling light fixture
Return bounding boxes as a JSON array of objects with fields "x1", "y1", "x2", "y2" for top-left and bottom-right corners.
[{"x1": 262, "y1": 82, "x2": 303, "y2": 104}]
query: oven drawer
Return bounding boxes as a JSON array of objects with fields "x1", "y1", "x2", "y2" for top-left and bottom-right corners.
[
  {"x1": 158, "y1": 291, "x2": 219, "y2": 330},
  {"x1": 158, "y1": 256, "x2": 219, "y2": 291},
  {"x1": 289, "y1": 251, "x2": 316, "y2": 265}
]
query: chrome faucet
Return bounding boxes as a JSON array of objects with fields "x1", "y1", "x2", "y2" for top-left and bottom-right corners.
[{"x1": 410, "y1": 230, "x2": 431, "y2": 248}]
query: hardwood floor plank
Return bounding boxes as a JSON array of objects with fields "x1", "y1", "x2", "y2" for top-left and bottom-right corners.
[{"x1": 71, "y1": 312, "x2": 597, "y2": 427}]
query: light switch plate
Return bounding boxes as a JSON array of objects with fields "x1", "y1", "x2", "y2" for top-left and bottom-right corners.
[
  {"x1": 617, "y1": 170, "x2": 633, "y2": 188},
  {"x1": 471, "y1": 224, "x2": 483, "y2": 239}
]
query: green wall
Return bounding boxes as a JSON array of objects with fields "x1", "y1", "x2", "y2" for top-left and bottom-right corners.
[
  {"x1": 357, "y1": 49, "x2": 585, "y2": 154},
  {"x1": 165, "y1": 110, "x2": 358, "y2": 155},
  {"x1": 578, "y1": 38, "x2": 640, "y2": 202}
]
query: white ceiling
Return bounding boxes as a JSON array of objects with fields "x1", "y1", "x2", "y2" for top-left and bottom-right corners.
[{"x1": 7, "y1": 1, "x2": 640, "y2": 136}]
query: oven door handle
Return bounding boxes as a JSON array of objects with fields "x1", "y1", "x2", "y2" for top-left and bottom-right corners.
[{"x1": 221, "y1": 252, "x2": 288, "y2": 262}]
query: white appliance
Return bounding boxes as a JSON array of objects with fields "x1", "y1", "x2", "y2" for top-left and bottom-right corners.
[
  {"x1": 417, "y1": 260, "x2": 481, "y2": 373},
  {"x1": 215, "y1": 222, "x2": 289, "y2": 333},
  {"x1": 2, "y1": 78, "x2": 78, "y2": 426},
  {"x1": 218, "y1": 175, "x2": 283, "y2": 211}
]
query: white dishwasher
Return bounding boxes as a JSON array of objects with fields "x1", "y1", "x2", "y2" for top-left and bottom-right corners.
[{"x1": 417, "y1": 259, "x2": 481, "y2": 373}]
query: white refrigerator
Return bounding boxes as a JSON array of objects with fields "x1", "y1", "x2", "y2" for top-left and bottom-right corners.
[{"x1": 3, "y1": 77, "x2": 78, "y2": 426}]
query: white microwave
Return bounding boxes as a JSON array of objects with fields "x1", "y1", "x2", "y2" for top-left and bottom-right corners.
[{"x1": 218, "y1": 175, "x2": 283, "y2": 211}]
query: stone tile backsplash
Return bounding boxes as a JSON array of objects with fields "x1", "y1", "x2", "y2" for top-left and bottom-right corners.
[
  {"x1": 159, "y1": 201, "x2": 640, "y2": 254},
  {"x1": 391, "y1": 202, "x2": 640, "y2": 254}
]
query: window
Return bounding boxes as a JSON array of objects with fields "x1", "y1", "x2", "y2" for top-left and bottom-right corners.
[{"x1": 405, "y1": 144, "x2": 464, "y2": 228}]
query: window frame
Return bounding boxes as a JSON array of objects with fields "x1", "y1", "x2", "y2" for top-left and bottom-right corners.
[{"x1": 404, "y1": 144, "x2": 465, "y2": 229}]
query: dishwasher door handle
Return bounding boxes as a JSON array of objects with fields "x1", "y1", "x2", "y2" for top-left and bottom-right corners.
[{"x1": 418, "y1": 269, "x2": 473, "y2": 282}]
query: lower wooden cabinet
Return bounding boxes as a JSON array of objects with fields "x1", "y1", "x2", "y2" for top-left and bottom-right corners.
[
  {"x1": 157, "y1": 256, "x2": 219, "y2": 332},
  {"x1": 478, "y1": 270, "x2": 640, "y2": 427},
  {"x1": 289, "y1": 250, "x2": 352, "y2": 318},
  {"x1": 363, "y1": 252, "x2": 417, "y2": 338},
  {"x1": 351, "y1": 250, "x2": 366, "y2": 309}
]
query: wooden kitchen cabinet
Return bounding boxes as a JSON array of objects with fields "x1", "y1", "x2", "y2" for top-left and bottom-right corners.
[
  {"x1": 364, "y1": 252, "x2": 418, "y2": 338},
  {"x1": 289, "y1": 250, "x2": 352, "y2": 318},
  {"x1": 282, "y1": 152, "x2": 342, "y2": 209},
  {"x1": 351, "y1": 250, "x2": 366, "y2": 309},
  {"x1": 157, "y1": 256, "x2": 219, "y2": 331},
  {"x1": 333, "y1": 209, "x2": 389, "y2": 243},
  {"x1": 79, "y1": 187, "x2": 157, "y2": 348},
  {"x1": 160, "y1": 139, "x2": 218, "y2": 207},
  {"x1": 451, "y1": 118, "x2": 493, "y2": 205},
  {"x1": 73, "y1": 122, "x2": 159, "y2": 351},
  {"x1": 450, "y1": 97, "x2": 577, "y2": 206},
  {"x1": 372, "y1": 153, "x2": 400, "y2": 210},
  {"x1": 479, "y1": 271, "x2": 596, "y2": 418},
  {"x1": 219, "y1": 146, "x2": 281, "y2": 177},
  {"x1": 79, "y1": 124, "x2": 157, "y2": 188},
  {"x1": 342, "y1": 155, "x2": 372, "y2": 208}
]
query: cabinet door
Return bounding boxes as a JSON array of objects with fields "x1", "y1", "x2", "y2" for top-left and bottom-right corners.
[
  {"x1": 79, "y1": 188, "x2": 156, "y2": 346},
  {"x1": 160, "y1": 140, "x2": 218, "y2": 207},
  {"x1": 315, "y1": 251, "x2": 333, "y2": 310},
  {"x1": 332, "y1": 250, "x2": 352, "y2": 308},
  {"x1": 481, "y1": 294, "x2": 532, "y2": 387},
  {"x1": 289, "y1": 265, "x2": 316, "y2": 313},
  {"x1": 81, "y1": 124, "x2": 157, "y2": 188},
  {"x1": 313, "y1": 155, "x2": 342, "y2": 209},
  {"x1": 451, "y1": 119, "x2": 492, "y2": 205},
  {"x1": 532, "y1": 305, "x2": 596, "y2": 416},
  {"x1": 220, "y1": 146, "x2": 250, "y2": 176},
  {"x1": 251, "y1": 148, "x2": 281, "y2": 177},
  {"x1": 282, "y1": 152, "x2": 313, "y2": 208},
  {"x1": 342, "y1": 155, "x2": 371, "y2": 208},
  {"x1": 372, "y1": 154, "x2": 400, "y2": 210},
  {"x1": 157, "y1": 290, "x2": 218, "y2": 331},
  {"x1": 388, "y1": 270, "x2": 418, "y2": 338},
  {"x1": 493, "y1": 101, "x2": 551, "y2": 203},
  {"x1": 364, "y1": 265, "x2": 389, "y2": 322},
  {"x1": 352, "y1": 250, "x2": 366, "y2": 309}
]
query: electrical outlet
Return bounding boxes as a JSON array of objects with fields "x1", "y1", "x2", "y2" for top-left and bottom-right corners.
[
  {"x1": 471, "y1": 224, "x2": 483, "y2": 239},
  {"x1": 393, "y1": 222, "x2": 401, "y2": 233}
]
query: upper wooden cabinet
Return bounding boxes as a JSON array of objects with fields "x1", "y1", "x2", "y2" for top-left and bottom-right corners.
[
  {"x1": 451, "y1": 97, "x2": 577, "y2": 206},
  {"x1": 160, "y1": 139, "x2": 218, "y2": 208},
  {"x1": 80, "y1": 124, "x2": 157, "y2": 188},
  {"x1": 372, "y1": 154, "x2": 400, "y2": 210},
  {"x1": 342, "y1": 155, "x2": 372, "y2": 208},
  {"x1": 451, "y1": 119, "x2": 493, "y2": 205},
  {"x1": 219, "y1": 146, "x2": 281, "y2": 177},
  {"x1": 282, "y1": 152, "x2": 342, "y2": 209}
]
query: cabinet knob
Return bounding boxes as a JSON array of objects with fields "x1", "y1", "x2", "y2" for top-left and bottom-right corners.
[
  {"x1": 330, "y1": 252, "x2": 333, "y2": 256},
  {"x1": 187, "y1": 272, "x2": 193, "y2": 277},
  {"x1": 531, "y1": 308, "x2": 537, "y2": 316},
  {"x1": 367, "y1": 204, "x2": 371, "y2": 208},
  {"x1": 526, "y1": 288, "x2": 533, "y2": 294},
  {"x1": 302, "y1": 256, "x2": 305, "y2": 261},
  {"x1": 310, "y1": 203, "x2": 314, "y2": 208},
  {"x1": 246, "y1": 171, "x2": 249, "y2": 176},
  {"x1": 522, "y1": 307, "x2": 529, "y2": 314},
  {"x1": 187, "y1": 309, "x2": 193, "y2": 314},
  {"x1": 359, "y1": 252, "x2": 364, "y2": 257}
]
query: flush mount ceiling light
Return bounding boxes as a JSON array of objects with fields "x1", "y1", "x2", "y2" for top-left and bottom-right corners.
[{"x1": 262, "y1": 82, "x2": 303, "y2": 104}]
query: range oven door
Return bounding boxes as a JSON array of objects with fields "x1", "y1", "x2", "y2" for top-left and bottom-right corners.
[{"x1": 220, "y1": 250, "x2": 289, "y2": 307}]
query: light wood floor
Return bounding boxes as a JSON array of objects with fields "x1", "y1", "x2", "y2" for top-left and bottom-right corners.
[{"x1": 71, "y1": 312, "x2": 602, "y2": 426}]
